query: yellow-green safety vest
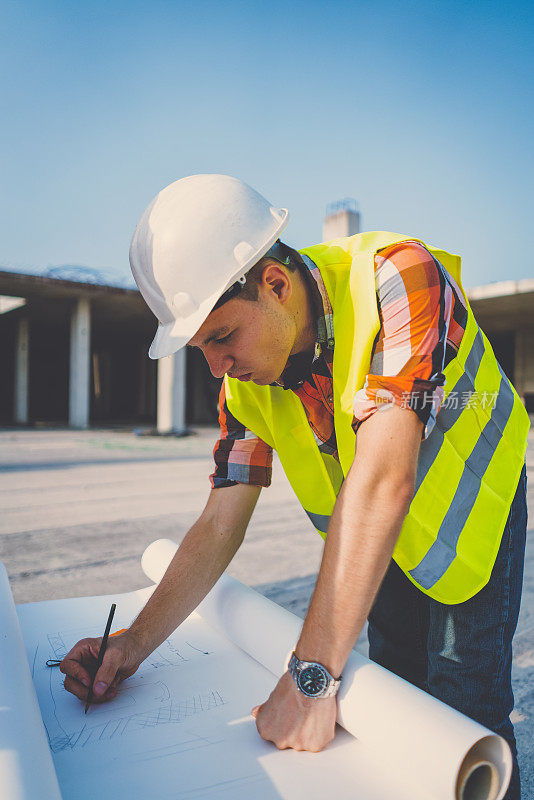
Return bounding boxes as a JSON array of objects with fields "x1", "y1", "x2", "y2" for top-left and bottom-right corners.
[{"x1": 224, "y1": 232, "x2": 530, "y2": 604}]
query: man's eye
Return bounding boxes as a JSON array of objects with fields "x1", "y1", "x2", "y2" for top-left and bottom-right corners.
[{"x1": 216, "y1": 332, "x2": 233, "y2": 345}]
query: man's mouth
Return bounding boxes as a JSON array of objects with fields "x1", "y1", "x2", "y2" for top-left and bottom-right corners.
[{"x1": 229, "y1": 370, "x2": 253, "y2": 381}]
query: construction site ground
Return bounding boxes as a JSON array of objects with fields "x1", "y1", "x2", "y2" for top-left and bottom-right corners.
[{"x1": 1, "y1": 424, "x2": 533, "y2": 797}]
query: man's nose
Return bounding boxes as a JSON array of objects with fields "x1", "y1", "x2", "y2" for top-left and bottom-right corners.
[{"x1": 205, "y1": 351, "x2": 234, "y2": 379}]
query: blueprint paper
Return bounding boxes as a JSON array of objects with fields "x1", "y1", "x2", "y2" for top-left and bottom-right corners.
[
  {"x1": 14, "y1": 582, "x2": 416, "y2": 800},
  {"x1": 0, "y1": 538, "x2": 513, "y2": 800},
  {"x1": 144, "y1": 539, "x2": 513, "y2": 800}
]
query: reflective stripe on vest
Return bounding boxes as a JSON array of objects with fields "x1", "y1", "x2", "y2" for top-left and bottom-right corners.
[
  {"x1": 224, "y1": 232, "x2": 530, "y2": 604},
  {"x1": 413, "y1": 328, "x2": 486, "y2": 492},
  {"x1": 409, "y1": 344, "x2": 515, "y2": 590},
  {"x1": 305, "y1": 331, "x2": 516, "y2": 570},
  {"x1": 305, "y1": 510, "x2": 331, "y2": 534}
]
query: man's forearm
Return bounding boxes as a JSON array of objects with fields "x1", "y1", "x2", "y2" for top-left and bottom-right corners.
[
  {"x1": 126, "y1": 483, "x2": 261, "y2": 660},
  {"x1": 296, "y1": 465, "x2": 414, "y2": 678}
]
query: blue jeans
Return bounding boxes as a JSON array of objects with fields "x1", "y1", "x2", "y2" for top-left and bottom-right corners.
[{"x1": 367, "y1": 463, "x2": 528, "y2": 800}]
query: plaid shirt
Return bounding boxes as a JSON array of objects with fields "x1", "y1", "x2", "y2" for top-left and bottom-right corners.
[{"x1": 210, "y1": 241, "x2": 468, "y2": 489}]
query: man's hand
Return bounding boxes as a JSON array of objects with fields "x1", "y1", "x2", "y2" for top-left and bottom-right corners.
[
  {"x1": 59, "y1": 485, "x2": 261, "y2": 706},
  {"x1": 60, "y1": 631, "x2": 143, "y2": 704},
  {"x1": 251, "y1": 671, "x2": 337, "y2": 752}
]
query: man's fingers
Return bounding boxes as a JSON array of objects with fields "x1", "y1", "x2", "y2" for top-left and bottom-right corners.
[
  {"x1": 63, "y1": 637, "x2": 99, "y2": 662},
  {"x1": 60, "y1": 637, "x2": 101, "y2": 677},
  {"x1": 63, "y1": 675, "x2": 90, "y2": 701},
  {"x1": 59, "y1": 637, "x2": 125, "y2": 704},
  {"x1": 63, "y1": 675, "x2": 117, "y2": 705},
  {"x1": 92, "y1": 649, "x2": 123, "y2": 696},
  {"x1": 59, "y1": 658, "x2": 91, "y2": 687}
]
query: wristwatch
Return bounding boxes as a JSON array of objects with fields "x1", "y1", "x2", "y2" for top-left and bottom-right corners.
[{"x1": 288, "y1": 652, "x2": 341, "y2": 698}]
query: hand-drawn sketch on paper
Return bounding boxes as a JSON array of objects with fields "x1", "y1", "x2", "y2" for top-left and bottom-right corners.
[
  {"x1": 3, "y1": 544, "x2": 513, "y2": 800},
  {"x1": 36, "y1": 627, "x2": 222, "y2": 755}
]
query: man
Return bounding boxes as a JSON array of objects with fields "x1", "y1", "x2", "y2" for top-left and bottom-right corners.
[{"x1": 61, "y1": 175, "x2": 529, "y2": 799}]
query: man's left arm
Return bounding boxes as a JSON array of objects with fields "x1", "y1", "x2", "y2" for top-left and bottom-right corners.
[{"x1": 252, "y1": 403, "x2": 423, "y2": 751}]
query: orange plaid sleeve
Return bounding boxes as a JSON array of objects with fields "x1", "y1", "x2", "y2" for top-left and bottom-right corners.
[
  {"x1": 352, "y1": 241, "x2": 468, "y2": 440},
  {"x1": 210, "y1": 382, "x2": 273, "y2": 488}
]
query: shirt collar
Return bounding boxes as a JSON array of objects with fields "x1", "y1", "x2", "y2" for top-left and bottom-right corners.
[
  {"x1": 301, "y1": 253, "x2": 335, "y2": 354},
  {"x1": 271, "y1": 254, "x2": 334, "y2": 390}
]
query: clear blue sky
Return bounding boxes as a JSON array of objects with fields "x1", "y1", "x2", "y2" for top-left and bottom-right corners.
[{"x1": 1, "y1": 0, "x2": 533, "y2": 288}]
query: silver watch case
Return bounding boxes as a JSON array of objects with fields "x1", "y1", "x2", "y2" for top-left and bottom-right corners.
[{"x1": 288, "y1": 652, "x2": 341, "y2": 698}]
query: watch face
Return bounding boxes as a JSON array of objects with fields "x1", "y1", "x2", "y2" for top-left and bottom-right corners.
[{"x1": 297, "y1": 665, "x2": 328, "y2": 697}]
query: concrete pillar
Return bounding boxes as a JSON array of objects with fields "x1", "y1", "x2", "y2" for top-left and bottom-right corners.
[
  {"x1": 514, "y1": 328, "x2": 534, "y2": 404},
  {"x1": 69, "y1": 297, "x2": 91, "y2": 429},
  {"x1": 138, "y1": 347, "x2": 146, "y2": 417},
  {"x1": 14, "y1": 317, "x2": 29, "y2": 424},
  {"x1": 157, "y1": 348, "x2": 187, "y2": 433}
]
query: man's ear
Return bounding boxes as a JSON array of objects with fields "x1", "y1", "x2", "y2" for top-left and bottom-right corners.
[{"x1": 261, "y1": 261, "x2": 292, "y2": 303}]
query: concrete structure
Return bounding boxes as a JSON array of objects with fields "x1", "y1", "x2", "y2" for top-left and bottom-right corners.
[
  {"x1": 14, "y1": 316, "x2": 29, "y2": 424},
  {"x1": 157, "y1": 349, "x2": 188, "y2": 434},
  {"x1": 1, "y1": 425, "x2": 533, "y2": 797},
  {"x1": 466, "y1": 278, "x2": 534, "y2": 408},
  {"x1": 0, "y1": 270, "x2": 220, "y2": 431},
  {"x1": 69, "y1": 297, "x2": 91, "y2": 428},
  {"x1": 323, "y1": 198, "x2": 360, "y2": 240},
  {"x1": 1, "y1": 240, "x2": 533, "y2": 430}
]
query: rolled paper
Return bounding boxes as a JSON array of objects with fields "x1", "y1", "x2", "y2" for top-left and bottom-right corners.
[
  {"x1": 0, "y1": 565, "x2": 62, "y2": 800},
  {"x1": 142, "y1": 538, "x2": 512, "y2": 800}
]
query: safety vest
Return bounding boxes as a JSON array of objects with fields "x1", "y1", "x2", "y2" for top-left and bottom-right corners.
[{"x1": 224, "y1": 232, "x2": 530, "y2": 604}]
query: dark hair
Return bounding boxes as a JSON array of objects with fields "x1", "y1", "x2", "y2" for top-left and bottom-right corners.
[{"x1": 212, "y1": 241, "x2": 302, "y2": 309}]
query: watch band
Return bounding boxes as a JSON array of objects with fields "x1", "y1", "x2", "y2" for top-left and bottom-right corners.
[{"x1": 288, "y1": 652, "x2": 341, "y2": 698}]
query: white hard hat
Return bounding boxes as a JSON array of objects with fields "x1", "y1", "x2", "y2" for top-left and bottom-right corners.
[{"x1": 129, "y1": 174, "x2": 289, "y2": 359}]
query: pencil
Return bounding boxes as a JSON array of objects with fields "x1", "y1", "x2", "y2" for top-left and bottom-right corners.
[{"x1": 85, "y1": 603, "x2": 117, "y2": 714}]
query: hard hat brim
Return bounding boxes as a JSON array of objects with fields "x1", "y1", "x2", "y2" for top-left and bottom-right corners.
[
  {"x1": 148, "y1": 325, "x2": 190, "y2": 360},
  {"x1": 148, "y1": 281, "x2": 227, "y2": 359},
  {"x1": 147, "y1": 207, "x2": 290, "y2": 359}
]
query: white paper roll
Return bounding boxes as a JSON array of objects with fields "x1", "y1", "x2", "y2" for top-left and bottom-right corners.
[
  {"x1": 0, "y1": 565, "x2": 62, "y2": 800},
  {"x1": 141, "y1": 538, "x2": 513, "y2": 800}
]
